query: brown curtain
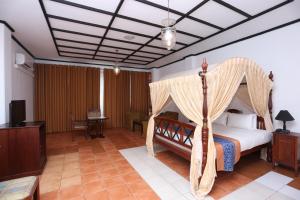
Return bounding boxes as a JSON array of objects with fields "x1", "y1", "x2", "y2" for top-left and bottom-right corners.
[
  {"x1": 34, "y1": 64, "x2": 100, "y2": 133},
  {"x1": 104, "y1": 69, "x2": 130, "y2": 128},
  {"x1": 86, "y1": 68, "x2": 100, "y2": 111},
  {"x1": 130, "y1": 71, "x2": 150, "y2": 115}
]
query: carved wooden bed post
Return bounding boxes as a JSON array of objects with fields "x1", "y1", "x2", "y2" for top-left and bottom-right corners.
[
  {"x1": 200, "y1": 59, "x2": 209, "y2": 174},
  {"x1": 268, "y1": 71, "x2": 274, "y2": 122}
]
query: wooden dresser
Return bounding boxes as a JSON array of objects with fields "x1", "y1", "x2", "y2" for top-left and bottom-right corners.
[
  {"x1": 0, "y1": 122, "x2": 47, "y2": 181},
  {"x1": 272, "y1": 132, "x2": 300, "y2": 176}
]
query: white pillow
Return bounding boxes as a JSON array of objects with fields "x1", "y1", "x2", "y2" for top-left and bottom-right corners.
[
  {"x1": 227, "y1": 113, "x2": 257, "y2": 130},
  {"x1": 214, "y1": 112, "x2": 228, "y2": 126}
]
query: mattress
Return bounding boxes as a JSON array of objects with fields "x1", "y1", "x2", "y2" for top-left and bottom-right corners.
[
  {"x1": 213, "y1": 124, "x2": 272, "y2": 151},
  {"x1": 155, "y1": 123, "x2": 272, "y2": 152}
]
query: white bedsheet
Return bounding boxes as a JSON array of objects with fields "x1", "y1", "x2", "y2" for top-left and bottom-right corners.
[{"x1": 213, "y1": 124, "x2": 272, "y2": 151}]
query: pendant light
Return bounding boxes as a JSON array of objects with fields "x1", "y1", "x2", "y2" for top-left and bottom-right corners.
[
  {"x1": 161, "y1": 0, "x2": 176, "y2": 50},
  {"x1": 113, "y1": 50, "x2": 120, "y2": 75},
  {"x1": 113, "y1": 62, "x2": 120, "y2": 75}
]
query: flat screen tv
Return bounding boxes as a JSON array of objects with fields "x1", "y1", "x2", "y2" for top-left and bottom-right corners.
[{"x1": 10, "y1": 100, "x2": 26, "y2": 126}]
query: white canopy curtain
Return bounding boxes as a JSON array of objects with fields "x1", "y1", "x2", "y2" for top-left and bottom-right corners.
[{"x1": 146, "y1": 57, "x2": 273, "y2": 199}]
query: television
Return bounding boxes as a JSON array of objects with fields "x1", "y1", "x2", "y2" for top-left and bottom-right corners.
[{"x1": 10, "y1": 100, "x2": 26, "y2": 126}]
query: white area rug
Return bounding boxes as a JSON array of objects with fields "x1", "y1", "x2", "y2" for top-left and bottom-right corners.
[{"x1": 120, "y1": 146, "x2": 300, "y2": 200}]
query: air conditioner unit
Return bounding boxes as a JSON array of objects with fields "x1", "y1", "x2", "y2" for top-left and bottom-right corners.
[{"x1": 15, "y1": 53, "x2": 34, "y2": 73}]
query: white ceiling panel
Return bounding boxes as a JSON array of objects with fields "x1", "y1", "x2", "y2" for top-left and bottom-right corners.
[
  {"x1": 54, "y1": 31, "x2": 101, "y2": 44},
  {"x1": 176, "y1": 18, "x2": 219, "y2": 37},
  {"x1": 103, "y1": 39, "x2": 141, "y2": 50},
  {"x1": 50, "y1": 18, "x2": 106, "y2": 36},
  {"x1": 146, "y1": 0, "x2": 205, "y2": 13},
  {"x1": 191, "y1": 1, "x2": 247, "y2": 28},
  {"x1": 106, "y1": 30, "x2": 149, "y2": 44},
  {"x1": 125, "y1": 59, "x2": 148, "y2": 64},
  {"x1": 99, "y1": 46, "x2": 134, "y2": 54},
  {"x1": 129, "y1": 56, "x2": 154, "y2": 62},
  {"x1": 141, "y1": 46, "x2": 171, "y2": 54},
  {"x1": 43, "y1": 0, "x2": 111, "y2": 26},
  {"x1": 59, "y1": 47, "x2": 95, "y2": 54},
  {"x1": 222, "y1": 0, "x2": 286, "y2": 16},
  {"x1": 97, "y1": 52, "x2": 127, "y2": 58},
  {"x1": 66, "y1": 0, "x2": 121, "y2": 12},
  {"x1": 61, "y1": 52, "x2": 93, "y2": 59},
  {"x1": 57, "y1": 40, "x2": 97, "y2": 50},
  {"x1": 95, "y1": 56, "x2": 122, "y2": 62},
  {"x1": 118, "y1": 0, "x2": 181, "y2": 25},
  {"x1": 134, "y1": 52, "x2": 162, "y2": 58},
  {"x1": 112, "y1": 17, "x2": 161, "y2": 36}
]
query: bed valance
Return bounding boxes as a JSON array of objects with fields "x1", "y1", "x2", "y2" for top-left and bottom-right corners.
[{"x1": 146, "y1": 57, "x2": 273, "y2": 199}]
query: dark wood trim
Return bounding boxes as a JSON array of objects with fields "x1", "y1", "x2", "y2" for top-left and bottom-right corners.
[
  {"x1": 92, "y1": 0, "x2": 124, "y2": 58},
  {"x1": 268, "y1": 71, "x2": 274, "y2": 122},
  {"x1": 200, "y1": 59, "x2": 209, "y2": 175},
  {"x1": 38, "y1": 0, "x2": 60, "y2": 55},
  {"x1": 98, "y1": 50, "x2": 155, "y2": 60},
  {"x1": 213, "y1": 0, "x2": 251, "y2": 18},
  {"x1": 240, "y1": 143, "x2": 269, "y2": 157},
  {"x1": 11, "y1": 36, "x2": 35, "y2": 58},
  {"x1": 56, "y1": 38, "x2": 98, "y2": 46},
  {"x1": 0, "y1": 20, "x2": 15, "y2": 32},
  {"x1": 34, "y1": 57, "x2": 147, "y2": 70},
  {"x1": 57, "y1": 45, "x2": 96, "y2": 52},
  {"x1": 175, "y1": 0, "x2": 222, "y2": 31},
  {"x1": 49, "y1": 0, "x2": 201, "y2": 39},
  {"x1": 147, "y1": 0, "x2": 295, "y2": 67},
  {"x1": 49, "y1": 0, "x2": 112, "y2": 16},
  {"x1": 53, "y1": 27, "x2": 182, "y2": 50},
  {"x1": 60, "y1": 50, "x2": 94, "y2": 56},
  {"x1": 135, "y1": 0, "x2": 222, "y2": 30},
  {"x1": 150, "y1": 17, "x2": 299, "y2": 68},
  {"x1": 52, "y1": 28, "x2": 101, "y2": 38}
]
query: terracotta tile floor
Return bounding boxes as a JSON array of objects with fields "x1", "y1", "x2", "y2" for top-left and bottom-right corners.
[
  {"x1": 41, "y1": 128, "x2": 300, "y2": 200},
  {"x1": 156, "y1": 150, "x2": 300, "y2": 199},
  {"x1": 41, "y1": 128, "x2": 159, "y2": 200}
]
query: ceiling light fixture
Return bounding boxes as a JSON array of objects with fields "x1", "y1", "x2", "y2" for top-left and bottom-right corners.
[
  {"x1": 113, "y1": 50, "x2": 121, "y2": 75},
  {"x1": 124, "y1": 35, "x2": 135, "y2": 40},
  {"x1": 161, "y1": 0, "x2": 176, "y2": 50}
]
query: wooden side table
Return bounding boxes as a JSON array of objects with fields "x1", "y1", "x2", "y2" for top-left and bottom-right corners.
[{"x1": 272, "y1": 132, "x2": 300, "y2": 176}]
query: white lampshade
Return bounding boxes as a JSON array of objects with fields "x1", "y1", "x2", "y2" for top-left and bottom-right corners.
[
  {"x1": 161, "y1": 26, "x2": 176, "y2": 50},
  {"x1": 113, "y1": 65, "x2": 120, "y2": 75}
]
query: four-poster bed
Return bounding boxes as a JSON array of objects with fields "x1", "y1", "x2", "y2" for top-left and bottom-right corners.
[
  {"x1": 153, "y1": 69, "x2": 274, "y2": 167},
  {"x1": 146, "y1": 57, "x2": 274, "y2": 199}
]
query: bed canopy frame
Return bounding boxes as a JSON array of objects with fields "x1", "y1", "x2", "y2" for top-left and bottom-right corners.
[
  {"x1": 200, "y1": 59, "x2": 274, "y2": 172},
  {"x1": 153, "y1": 59, "x2": 274, "y2": 172},
  {"x1": 147, "y1": 57, "x2": 274, "y2": 199}
]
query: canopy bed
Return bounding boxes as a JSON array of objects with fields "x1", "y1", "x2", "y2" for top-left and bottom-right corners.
[{"x1": 146, "y1": 57, "x2": 274, "y2": 199}]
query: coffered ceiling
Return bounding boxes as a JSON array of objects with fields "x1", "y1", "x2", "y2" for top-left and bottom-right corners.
[{"x1": 0, "y1": 0, "x2": 299, "y2": 69}]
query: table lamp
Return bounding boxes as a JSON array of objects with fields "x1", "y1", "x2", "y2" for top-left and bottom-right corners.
[{"x1": 275, "y1": 110, "x2": 294, "y2": 133}]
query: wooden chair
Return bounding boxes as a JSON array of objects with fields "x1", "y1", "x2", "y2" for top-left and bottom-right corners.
[
  {"x1": 87, "y1": 109, "x2": 101, "y2": 137},
  {"x1": 70, "y1": 114, "x2": 88, "y2": 141}
]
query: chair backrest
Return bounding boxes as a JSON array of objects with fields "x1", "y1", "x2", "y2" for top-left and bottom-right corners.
[{"x1": 87, "y1": 108, "x2": 101, "y2": 118}]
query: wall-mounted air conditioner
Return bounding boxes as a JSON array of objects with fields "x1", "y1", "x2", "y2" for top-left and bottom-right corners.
[{"x1": 14, "y1": 53, "x2": 34, "y2": 76}]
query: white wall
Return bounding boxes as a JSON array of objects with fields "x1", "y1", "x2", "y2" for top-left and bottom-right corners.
[
  {"x1": 152, "y1": 22, "x2": 300, "y2": 132},
  {"x1": 10, "y1": 40, "x2": 34, "y2": 121},
  {"x1": 0, "y1": 23, "x2": 35, "y2": 124},
  {"x1": 0, "y1": 24, "x2": 8, "y2": 124}
]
